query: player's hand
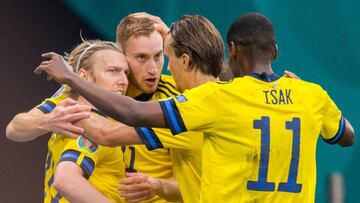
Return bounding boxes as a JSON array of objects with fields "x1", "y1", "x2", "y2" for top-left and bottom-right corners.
[
  {"x1": 34, "y1": 52, "x2": 75, "y2": 84},
  {"x1": 130, "y1": 12, "x2": 170, "y2": 39},
  {"x1": 118, "y1": 172, "x2": 158, "y2": 202},
  {"x1": 43, "y1": 98, "x2": 91, "y2": 138},
  {"x1": 283, "y1": 70, "x2": 301, "y2": 79}
]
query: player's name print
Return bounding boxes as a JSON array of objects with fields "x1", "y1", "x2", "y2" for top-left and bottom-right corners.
[{"x1": 263, "y1": 89, "x2": 293, "y2": 105}]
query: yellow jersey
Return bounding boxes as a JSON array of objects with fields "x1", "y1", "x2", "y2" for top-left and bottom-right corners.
[
  {"x1": 159, "y1": 73, "x2": 345, "y2": 203},
  {"x1": 135, "y1": 127, "x2": 203, "y2": 203},
  {"x1": 123, "y1": 75, "x2": 176, "y2": 203},
  {"x1": 38, "y1": 86, "x2": 126, "y2": 203}
]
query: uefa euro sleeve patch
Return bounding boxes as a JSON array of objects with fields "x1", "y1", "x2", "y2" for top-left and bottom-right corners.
[
  {"x1": 77, "y1": 136, "x2": 98, "y2": 154},
  {"x1": 175, "y1": 94, "x2": 188, "y2": 103}
]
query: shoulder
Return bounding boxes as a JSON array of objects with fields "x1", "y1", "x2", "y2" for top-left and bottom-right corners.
[
  {"x1": 159, "y1": 74, "x2": 176, "y2": 85},
  {"x1": 155, "y1": 74, "x2": 180, "y2": 98},
  {"x1": 283, "y1": 77, "x2": 326, "y2": 94},
  {"x1": 158, "y1": 74, "x2": 177, "y2": 91},
  {"x1": 47, "y1": 85, "x2": 71, "y2": 105},
  {"x1": 181, "y1": 81, "x2": 220, "y2": 102},
  {"x1": 61, "y1": 136, "x2": 101, "y2": 156}
]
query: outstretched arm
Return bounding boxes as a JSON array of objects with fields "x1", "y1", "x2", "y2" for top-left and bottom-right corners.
[
  {"x1": 118, "y1": 173, "x2": 182, "y2": 202},
  {"x1": 54, "y1": 161, "x2": 112, "y2": 203},
  {"x1": 75, "y1": 112, "x2": 143, "y2": 146},
  {"x1": 34, "y1": 53, "x2": 166, "y2": 128},
  {"x1": 6, "y1": 98, "x2": 90, "y2": 142}
]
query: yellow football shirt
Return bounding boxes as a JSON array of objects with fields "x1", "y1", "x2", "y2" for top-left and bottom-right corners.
[
  {"x1": 134, "y1": 127, "x2": 203, "y2": 203},
  {"x1": 159, "y1": 74, "x2": 345, "y2": 203},
  {"x1": 38, "y1": 86, "x2": 126, "y2": 203},
  {"x1": 123, "y1": 75, "x2": 177, "y2": 203}
]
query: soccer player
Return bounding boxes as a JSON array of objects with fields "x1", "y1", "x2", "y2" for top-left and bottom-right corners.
[
  {"x1": 70, "y1": 14, "x2": 224, "y2": 203},
  {"x1": 11, "y1": 40, "x2": 129, "y2": 203},
  {"x1": 35, "y1": 13, "x2": 355, "y2": 203},
  {"x1": 8, "y1": 14, "x2": 180, "y2": 203},
  {"x1": 115, "y1": 15, "x2": 178, "y2": 203}
]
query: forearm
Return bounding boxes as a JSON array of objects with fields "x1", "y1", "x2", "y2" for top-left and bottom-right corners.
[
  {"x1": 65, "y1": 73, "x2": 166, "y2": 127},
  {"x1": 77, "y1": 114, "x2": 143, "y2": 146},
  {"x1": 152, "y1": 178, "x2": 182, "y2": 202},
  {"x1": 6, "y1": 110, "x2": 48, "y2": 142}
]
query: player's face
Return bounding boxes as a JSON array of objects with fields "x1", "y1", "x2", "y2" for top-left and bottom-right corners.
[
  {"x1": 123, "y1": 31, "x2": 164, "y2": 95},
  {"x1": 164, "y1": 34, "x2": 186, "y2": 92},
  {"x1": 85, "y1": 49, "x2": 129, "y2": 95}
]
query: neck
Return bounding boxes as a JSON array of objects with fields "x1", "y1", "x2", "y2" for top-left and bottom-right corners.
[
  {"x1": 186, "y1": 71, "x2": 216, "y2": 90},
  {"x1": 125, "y1": 84, "x2": 143, "y2": 98},
  {"x1": 243, "y1": 63, "x2": 273, "y2": 76}
]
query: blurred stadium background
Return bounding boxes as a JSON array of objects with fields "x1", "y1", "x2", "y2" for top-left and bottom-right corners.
[{"x1": 0, "y1": 0, "x2": 359, "y2": 202}]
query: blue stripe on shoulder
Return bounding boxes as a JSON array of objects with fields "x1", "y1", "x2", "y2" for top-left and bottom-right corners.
[
  {"x1": 324, "y1": 116, "x2": 346, "y2": 144},
  {"x1": 135, "y1": 127, "x2": 163, "y2": 150},
  {"x1": 159, "y1": 99, "x2": 187, "y2": 135},
  {"x1": 37, "y1": 100, "x2": 56, "y2": 113}
]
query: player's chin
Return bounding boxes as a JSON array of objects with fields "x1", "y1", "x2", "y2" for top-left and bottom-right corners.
[
  {"x1": 143, "y1": 88, "x2": 157, "y2": 94},
  {"x1": 141, "y1": 84, "x2": 158, "y2": 94}
]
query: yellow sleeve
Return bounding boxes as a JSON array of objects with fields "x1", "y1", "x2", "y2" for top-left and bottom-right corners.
[
  {"x1": 59, "y1": 136, "x2": 101, "y2": 179},
  {"x1": 320, "y1": 90, "x2": 345, "y2": 144},
  {"x1": 135, "y1": 127, "x2": 200, "y2": 150},
  {"x1": 158, "y1": 82, "x2": 220, "y2": 135},
  {"x1": 36, "y1": 85, "x2": 70, "y2": 113}
]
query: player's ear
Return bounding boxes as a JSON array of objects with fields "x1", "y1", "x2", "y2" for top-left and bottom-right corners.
[
  {"x1": 181, "y1": 53, "x2": 190, "y2": 71},
  {"x1": 229, "y1": 41, "x2": 237, "y2": 61},
  {"x1": 78, "y1": 68, "x2": 89, "y2": 80},
  {"x1": 273, "y1": 44, "x2": 278, "y2": 61}
]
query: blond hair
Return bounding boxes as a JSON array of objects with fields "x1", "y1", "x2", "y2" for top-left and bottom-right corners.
[
  {"x1": 63, "y1": 40, "x2": 123, "y2": 97},
  {"x1": 116, "y1": 16, "x2": 156, "y2": 48}
]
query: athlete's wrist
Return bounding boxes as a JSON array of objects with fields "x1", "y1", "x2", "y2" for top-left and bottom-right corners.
[{"x1": 40, "y1": 113, "x2": 54, "y2": 133}]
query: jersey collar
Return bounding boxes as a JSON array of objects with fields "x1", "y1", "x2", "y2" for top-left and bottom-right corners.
[
  {"x1": 134, "y1": 93, "x2": 154, "y2": 101},
  {"x1": 248, "y1": 72, "x2": 280, "y2": 82}
]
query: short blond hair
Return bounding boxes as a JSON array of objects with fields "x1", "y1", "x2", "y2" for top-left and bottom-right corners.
[{"x1": 116, "y1": 16, "x2": 156, "y2": 48}]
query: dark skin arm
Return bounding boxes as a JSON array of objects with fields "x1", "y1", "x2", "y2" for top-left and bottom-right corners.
[
  {"x1": 35, "y1": 53, "x2": 355, "y2": 148},
  {"x1": 74, "y1": 112, "x2": 143, "y2": 147},
  {"x1": 337, "y1": 118, "x2": 355, "y2": 147},
  {"x1": 34, "y1": 52, "x2": 166, "y2": 128}
]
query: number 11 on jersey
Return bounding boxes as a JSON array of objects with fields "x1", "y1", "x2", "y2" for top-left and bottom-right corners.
[{"x1": 247, "y1": 116, "x2": 302, "y2": 193}]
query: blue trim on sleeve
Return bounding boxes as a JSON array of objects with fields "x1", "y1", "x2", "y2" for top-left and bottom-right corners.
[
  {"x1": 37, "y1": 100, "x2": 56, "y2": 113},
  {"x1": 48, "y1": 175, "x2": 54, "y2": 188},
  {"x1": 324, "y1": 116, "x2": 346, "y2": 145},
  {"x1": 59, "y1": 149, "x2": 95, "y2": 179},
  {"x1": 135, "y1": 127, "x2": 164, "y2": 150},
  {"x1": 80, "y1": 157, "x2": 95, "y2": 179},
  {"x1": 159, "y1": 99, "x2": 187, "y2": 135},
  {"x1": 51, "y1": 193, "x2": 62, "y2": 203},
  {"x1": 59, "y1": 150, "x2": 80, "y2": 162}
]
